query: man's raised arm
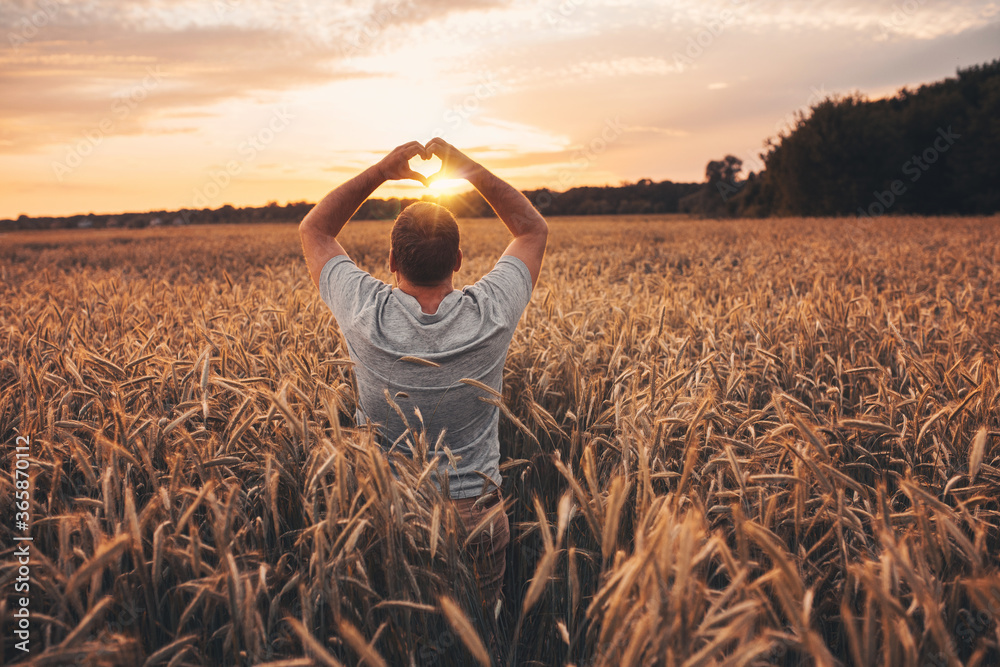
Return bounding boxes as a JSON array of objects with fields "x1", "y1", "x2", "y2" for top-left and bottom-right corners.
[
  {"x1": 426, "y1": 138, "x2": 548, "y2": 287},
  {"x1": 299, "y1": 141, "x2": 429, "y2": 287}
]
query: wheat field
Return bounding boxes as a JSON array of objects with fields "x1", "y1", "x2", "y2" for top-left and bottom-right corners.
[{"x1": 1, "y1": 214, "x2": 999, "y2": 666}]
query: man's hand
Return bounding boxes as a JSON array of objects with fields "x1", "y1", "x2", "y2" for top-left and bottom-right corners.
[
  {"x1": 426, "y1": 137, "x2": 483, "y2": 182},
  {"x1": 424, "y1": 138, "x2": 548, "y2": 287},
  {"x1": 300, "y1": 139, "x2": 547, "y2": 290},
  {"x1": 300, "y1": 141, "x2": 431, "y2": 287},
  {"x1": 377, "y1": 141, "x2": 431, "y2": 186}
]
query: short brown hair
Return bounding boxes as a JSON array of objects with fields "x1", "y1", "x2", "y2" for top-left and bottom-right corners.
[{"x1": 390, "y1": 202, "x2": 460, "y2": 285}]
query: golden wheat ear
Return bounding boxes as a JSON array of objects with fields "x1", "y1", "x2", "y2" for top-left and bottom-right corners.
[{"x1": 8, "y1": 216, "x2": 999, "y2": 666}]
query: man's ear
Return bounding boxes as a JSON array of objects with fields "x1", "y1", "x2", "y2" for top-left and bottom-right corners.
[
  {"x1": 389, "y1": 249, "x2": 397, "y2": 274},
  {"x1": 454, "y1": 248, "x2": 463, "y2": 273}
]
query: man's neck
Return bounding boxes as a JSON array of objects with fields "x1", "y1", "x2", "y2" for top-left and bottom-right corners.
[{"x1": 395, "y1": 277, "x2": 455, "y2": 314}]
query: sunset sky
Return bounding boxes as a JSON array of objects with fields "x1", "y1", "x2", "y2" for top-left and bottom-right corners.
[{"x1": 2, "y1": 0, "x2": 998, "y2": 219}]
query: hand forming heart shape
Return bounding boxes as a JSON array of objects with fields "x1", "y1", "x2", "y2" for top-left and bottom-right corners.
[
  {"x1": 407, "y1": 154, "x2": 444, "y2": 183},
  {"x1": 381, "y1": 138, "x2": 473, "y2": 187}
]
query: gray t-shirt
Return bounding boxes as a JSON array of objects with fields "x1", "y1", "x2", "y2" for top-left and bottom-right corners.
[{"x1": 319, "y1": 254, "x2": 533, "y2": 498}]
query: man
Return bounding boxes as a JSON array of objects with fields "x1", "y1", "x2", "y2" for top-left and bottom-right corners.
[{"x1": 298, "y1": 138, "x2": 548, "y2": 617}]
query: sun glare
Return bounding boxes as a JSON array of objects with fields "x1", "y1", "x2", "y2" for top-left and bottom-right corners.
[
  {"x1": 429, "y1": 178, "x2": 468, "y2": 194},
  {"x1": 406, "y1": 155, "x2": 472, "y2": 193}
]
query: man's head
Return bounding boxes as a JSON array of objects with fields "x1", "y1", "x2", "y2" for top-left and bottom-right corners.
[{"x1": 389, "y1": 202, "x2": 461, "y2": 286}]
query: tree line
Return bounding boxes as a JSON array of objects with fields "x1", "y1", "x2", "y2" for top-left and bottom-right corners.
[
  {"x1": 7, "y1": 58, "x2": 996, "y2": 231},
  {"x1": 685, "y1": 58, "x2": 1000, "y2": 218},
  {"x1": 1, "y1": 180, "x2": 703, "y2": 232}
]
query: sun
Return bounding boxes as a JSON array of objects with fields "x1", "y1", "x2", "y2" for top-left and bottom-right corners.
[
  {"x1": 428, "y1": 178, "x2": 469, "y2": 194},
  {"x1": 408, "y1": 155, "x2": 468, "y2": 193}
]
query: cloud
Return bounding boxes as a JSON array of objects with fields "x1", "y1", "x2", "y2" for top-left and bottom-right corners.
[
  {"x1": 1, "y1": 26, "x2": 339, "y2": 152},
  {"x1": 2, "y1": 0, "x2": 998, "y2": 217},
  {"x1": 379, "y1": 0, "x2": 511, "y2": 25},
  {"x1": 0, "y1": 0, "x2": 517, "y2": 154},
  {"x1": 640, "y1": 0, "x2": 998, "y2": 39},
  {"x1": 625, "y1": 125, "x2": 690, "y2": 137},
  {"x1": 739, "y1": 0, "x2": 997, "y2": 39},
  {"x1": 498, "y1": 56, "x2": 680, "y2": 89}
]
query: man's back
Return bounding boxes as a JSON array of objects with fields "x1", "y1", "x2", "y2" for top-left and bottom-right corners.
[
  {"x1": 299, "y1": 137, "x2": 548, "y2": 628},
  {"x1": 319, "y1": 254, "x2": 533, "y2": 498}
]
